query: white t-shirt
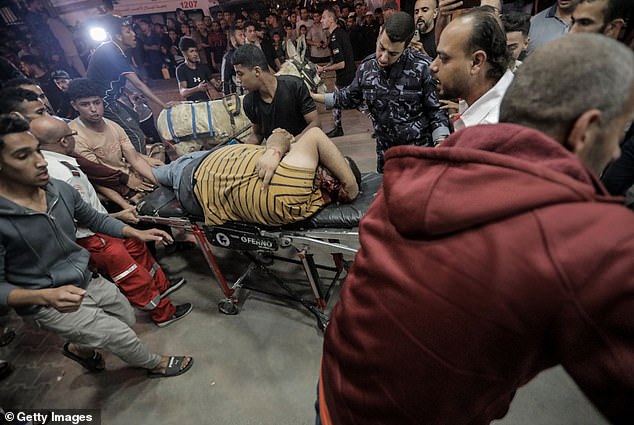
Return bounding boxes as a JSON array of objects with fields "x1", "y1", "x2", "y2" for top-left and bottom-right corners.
[{"x1": 43, "y1": 151, "x2": 108, "y2": 238}]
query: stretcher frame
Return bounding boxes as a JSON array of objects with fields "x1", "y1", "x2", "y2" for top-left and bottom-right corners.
[{"x1": 137, "y1": 214, "x2": 360, "y2": 330}]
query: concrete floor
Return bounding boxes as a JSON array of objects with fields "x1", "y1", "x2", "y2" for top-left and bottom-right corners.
[{"x1": 0, "y1": 79, "x2": 609, "y2": 424}]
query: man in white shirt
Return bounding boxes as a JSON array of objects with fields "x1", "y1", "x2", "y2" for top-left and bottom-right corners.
[
  {"x1": 306, "y1": 12, "x2": 331, "y2": 64},
  {"x1": 430, "y1": 8, "x2": 514, "y2": 132},
  {"x1": 296, "y1": 7, "x2": 314, "y2": 31}
]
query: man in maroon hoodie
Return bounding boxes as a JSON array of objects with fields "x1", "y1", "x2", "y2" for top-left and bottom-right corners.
[{"x1": 318, "y1": 33, "x2": 634, "y2": 425}]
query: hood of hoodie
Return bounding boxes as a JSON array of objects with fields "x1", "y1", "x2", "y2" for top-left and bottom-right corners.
[{"x1": 382, "y1": 123, "x2": 616, "y2": 237}]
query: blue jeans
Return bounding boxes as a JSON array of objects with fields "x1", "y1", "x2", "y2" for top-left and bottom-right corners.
[{"x1": 151, "y1": 150, "x2": 210, "y2": 195}]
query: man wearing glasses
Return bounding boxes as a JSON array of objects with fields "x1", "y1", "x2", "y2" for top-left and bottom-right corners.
[{"x1": 30, "y1": 115, "x2": 192, "y2": 329}]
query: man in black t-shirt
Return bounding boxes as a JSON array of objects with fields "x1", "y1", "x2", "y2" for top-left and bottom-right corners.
[
  {"x1": 221, "y1": 26, "x2": 246, "y2": 96},
  {"x1": 87, "y1": 15, "x2": 174, "y2": 154},
  {"x1": 413, "y1": 0, "x2": 438, "y2": 59},
  {"x1": 318, "y1": 7, "x2": 356, "y2": 137},
  {"x1": 232, "y1": 44, "x2": 320, "y2": 144},
  {"x1": 175, "y1": 37, "x2": 214, "y2": 102}
]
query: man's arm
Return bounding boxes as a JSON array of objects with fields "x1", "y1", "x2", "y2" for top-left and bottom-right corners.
[
  {"x1": 67, "y1": 180, "x2": 169, "y2": 242},
  {"x1": 122, "y1": 142, "x2": 158, "y2": 184},
  {"x1": 94, "y1": 184, "x2": 134, "y2": 210},
  {"x1": 255, "y1": 128, "x2": 295, "y2": 189},
  {"x1": 178, "y1": 80, "x2": 210, "y2": 100},
  {"x1": 7, "y1": 286, "x2": 86, "y2": 313},
  {"x1": 296, "y1": 110, "x2": 320, "y2": 140},
  {"x1": 245, "y1": 123, "x2": 264, "y2": 145},
  {"x1": 0, "y1": 245, "x2": 81, "y2": 311},
  {"x1": 110, "y1": 206, "x2": 139, "y2": 224},
  {"x1": 317, "y1": 60, "x2": 344, "y2": 74},
  {"x1": 121, "y1": 225, "x2": 172, "y2": 244},
  {"x1": 125, "y1": 72, "x2": 173, "y2": 109},
  {"x1": 311, "y1": 68, "x2": 364, "y2": 110}
]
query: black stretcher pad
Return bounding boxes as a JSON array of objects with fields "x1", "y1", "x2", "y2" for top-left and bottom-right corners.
[{"x1": 137, "y1": 172, "x2": 382, "y2": 229}]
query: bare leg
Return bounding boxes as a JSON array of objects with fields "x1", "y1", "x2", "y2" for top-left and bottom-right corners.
[{"x1": 283, "y1": 127, "x2": 359, "y2": 199}]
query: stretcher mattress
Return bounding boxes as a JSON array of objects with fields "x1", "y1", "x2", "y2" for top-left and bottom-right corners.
[{"x1": 137, "y1": 172, "x2": 382, "y2": 229}]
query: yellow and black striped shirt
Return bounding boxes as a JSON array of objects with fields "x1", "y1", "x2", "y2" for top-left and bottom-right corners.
[{"x1": 194, "y1": 144, "x2": 325, "y2": 226}]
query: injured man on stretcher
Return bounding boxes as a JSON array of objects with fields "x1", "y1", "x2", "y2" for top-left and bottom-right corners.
[{"x1": 147, "y1": 127, "x2": 361, "y2": 226}]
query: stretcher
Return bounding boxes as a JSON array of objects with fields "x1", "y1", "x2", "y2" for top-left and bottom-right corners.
[{"x1": 136, "y1": 173, "x2": 382, "y2": 330}]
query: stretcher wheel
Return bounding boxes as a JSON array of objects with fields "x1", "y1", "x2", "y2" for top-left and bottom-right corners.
[{"x1": 218, "y1": 298, "x2": 239, "y2": 315}]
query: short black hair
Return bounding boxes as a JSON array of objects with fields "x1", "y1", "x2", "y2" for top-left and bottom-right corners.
[
  {"x1": 324, "y1": 7, "x2": 337, "y2": 18},
  {"x1": 460, "y1": 8, "x2": 510, "y2": 82},
  {"x1": 66, "y1": 78, "x2": 104, "y2": 101},
  {"x1": 3, "y1": 78, "x2": 40, "y2": 89},
  {"x1": 383, "y1": 11, "x2": 416, "y2": 45},
  {"x1": 228, "y1": 25, "x2": 243, "y2": 38},
  {"x1": 0, "y1": 113, "x2": 30, "y2": 151},
  {"x1": 0, "y1": 88, "x2": 39, "y2": 115},
  {"x1": 591, "y1": 0, "x2": 632, "y2": 23},
  {"x1": 232, "y1": 44, "x2": 270, "y2": 71},
  {"x1": 99, "y1": 14, "x2": 131, "y2": 37},
  {"x1": 501, "y1": 11, "x2": 531, "y2": 37},
  {"x1": 244, "y1": 20, "x2": 260, "y2": 31},
  {"x1": 179, "y1": 36, "x2": 197, "y2": 52}
]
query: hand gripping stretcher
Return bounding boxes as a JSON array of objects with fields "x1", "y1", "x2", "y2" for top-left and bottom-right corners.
[{"x1": 136, "y1": 173, "x2": 382, "y2": 330}]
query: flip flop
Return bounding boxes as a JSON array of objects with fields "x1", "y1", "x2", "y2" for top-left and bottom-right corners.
[
  {"x1": 147, "y1": 356, "x2": 194, "y2": 379},
  {"x1": 0, "y1": 360, "x2": 13, "y2": 381},
  {"x1": 0, "y1": 329, "x2": 15, "y2": 347},
  {"x1": 62, "y1": 343, "x2": 105, "y2": 372}
]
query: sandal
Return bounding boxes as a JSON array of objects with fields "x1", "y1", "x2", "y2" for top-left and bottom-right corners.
[
  {"x1": 62, "y1": 342, "x2": 105, "y2": 372},
  {"x1": 0, "y1": 328, "x2": 15, "y2": 347},
  {"x1": 147, "y1": 356, "x2": 194, "y2": 378},
  {"x1": 0, "y1": 360, "x2": 13, "y2": 381}
]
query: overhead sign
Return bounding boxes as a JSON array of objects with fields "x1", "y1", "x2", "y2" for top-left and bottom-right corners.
[{"x1": 113, "y1": 0, "x2": 219, "y2": 15}]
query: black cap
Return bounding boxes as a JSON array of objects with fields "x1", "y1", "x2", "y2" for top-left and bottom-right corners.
[
  {"x1": 51, "y1": 70, "x2": 70, "y2": 80},
  {"x1": 100, "y1": 14, "x2": 132, "y2": 36}
]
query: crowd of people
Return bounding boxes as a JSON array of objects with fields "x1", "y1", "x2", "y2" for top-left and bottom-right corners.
[{"x1": 1, "y1": 0, "x2": 634, "y2": 423}]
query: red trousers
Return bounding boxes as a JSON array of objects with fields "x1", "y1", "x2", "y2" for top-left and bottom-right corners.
[{"x1": 77, "y1": 233, "x2": 176, "y2": 323}]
